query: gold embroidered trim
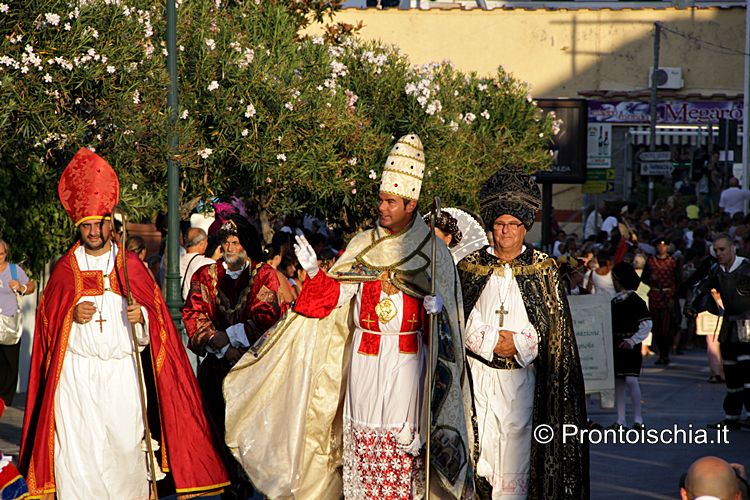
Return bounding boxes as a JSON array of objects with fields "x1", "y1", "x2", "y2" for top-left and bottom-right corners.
[
  {"x1": 175, "y1": 481, "x2": 231, "y2": 494},
  {"x1": 387, "y1": 150, "x2": 424, "y2": 162},
  {"x1": 355, "y1": 233, "x2": 431, "y2": 274},
  {"x1": 378, "y1": 188, "x2": 419, "y2": 201},
  {"x1": 479, "y1": 191, "x2": 542, "y2": 211},
  {"x1": 458, "y1": 256, "x2": 556, "y2": 278},
  {"x1": 382, "y1": 167, "x2": 423, "y2": 180}
]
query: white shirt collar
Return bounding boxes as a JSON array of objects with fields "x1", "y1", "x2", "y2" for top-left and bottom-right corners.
[
  {"x1": 75, "y1": 244, "x2": 117, "y2": 274},
  {"x1": 222, "y1": 260, "x2": 248, "y2": 279},
  {"x1": 487, "y1": 245, "x2": 527, "y2": 260},
  {"x1": 721, "y1": 255, "x2": 746, "y2": 273}
]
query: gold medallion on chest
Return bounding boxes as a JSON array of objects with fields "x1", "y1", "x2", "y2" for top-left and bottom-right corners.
[{"x1": 375, "y1": 297, "x2": 398, "y2": 323}]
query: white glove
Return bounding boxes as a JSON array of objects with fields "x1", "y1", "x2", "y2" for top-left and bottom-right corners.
[
  {"x1": 293, "y1": 234, "x2": 319, "y2": 279},
  {"x1": 423, "y1": 294, "x2": 443, "y2": 314}
]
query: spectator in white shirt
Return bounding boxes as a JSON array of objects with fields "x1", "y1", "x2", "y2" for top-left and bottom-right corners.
[
  {"x1": 584, "y1": 202, "x2": 605, "y2": 240},
  {"x1": 718, "y1": 177, "x2": 750, "y2": 217},
  {"x1": 180, "y1": 227, "x2": 215, "y2": 301}
]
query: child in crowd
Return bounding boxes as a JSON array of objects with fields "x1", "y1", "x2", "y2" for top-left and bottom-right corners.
[
  {"x1": 610, "y1": 262, "x2": 653, "y2": 430},
  {"x1": 0, "y1": 400, "x2": 28, "y2": 499}
]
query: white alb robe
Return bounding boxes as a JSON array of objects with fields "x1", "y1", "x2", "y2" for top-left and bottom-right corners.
[
  {"x1": 54, "y1": 245, "x2": 150, "y2": 500},
  {"x1": 335, "y1": 282, "x2": 426, "y2": 499},
  {"x1": 464, "y1": 247, "x2": 539, "y2": 499}
]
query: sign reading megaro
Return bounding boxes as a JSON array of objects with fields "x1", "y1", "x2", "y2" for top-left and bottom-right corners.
[{"x1": 589, "y1": 100, "x2": 743, "y2": 124}]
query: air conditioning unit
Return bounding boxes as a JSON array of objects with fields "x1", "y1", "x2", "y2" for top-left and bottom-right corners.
[{"x1": 648, "y1": 67, "x2": 684, "y2": 90}]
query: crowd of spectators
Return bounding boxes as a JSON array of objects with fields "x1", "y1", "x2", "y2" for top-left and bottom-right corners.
[{"x1": 553, "y1": 175, "x2": 750, "y2": 376}]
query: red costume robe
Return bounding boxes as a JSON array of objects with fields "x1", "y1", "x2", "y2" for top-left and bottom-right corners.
[
  {"x1": 19, "y1": 242, "x2": 229, "y2": 498},
  {"x1": 182, "y1": 260, "x2": 288, "y2": 441},
  {"x1": 645, "y1": 255, "x2": 677, "y2": 361}
]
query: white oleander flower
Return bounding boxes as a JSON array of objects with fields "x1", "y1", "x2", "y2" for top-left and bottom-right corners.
[{"x1": 45, "y1": 13, "x2": 61, "y2": 26}]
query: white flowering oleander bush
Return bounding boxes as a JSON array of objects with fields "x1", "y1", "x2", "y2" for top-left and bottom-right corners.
[
  {"x1": 0, "y1": 0, "x2": 553, "y2": 273},
  {"x1": 332, "y1": 38, "x2": 557, "y2": 212}
]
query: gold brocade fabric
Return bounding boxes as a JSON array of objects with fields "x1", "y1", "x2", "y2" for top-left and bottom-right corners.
[
  {"x1": 458, "y1": 246, "x2": 590, "y2": 500},
  {"x1": 224, "y1": 215, "x2": 475, "y2": 499}
]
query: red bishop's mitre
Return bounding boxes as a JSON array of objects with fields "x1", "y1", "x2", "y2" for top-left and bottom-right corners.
[{"x1": 58, "y1": 148, "x2": 120, "y2": 226}]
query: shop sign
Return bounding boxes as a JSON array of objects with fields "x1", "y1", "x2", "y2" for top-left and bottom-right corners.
[
  {"x1": 589, "y1": 100, "x2": 743, "y2": 125},
  {"x1": 586, "y1": 123, "x2": 612, "y2": 169},
  {"x1": 535, "y1": 99, "x2": 588, "y2": 184}
]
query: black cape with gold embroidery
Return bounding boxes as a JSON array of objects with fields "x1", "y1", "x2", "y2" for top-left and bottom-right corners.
[{"x1": 458, "y1": 246, "x2": 589, "y2": 500}]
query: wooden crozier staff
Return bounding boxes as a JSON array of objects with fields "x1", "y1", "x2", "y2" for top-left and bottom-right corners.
[
  {"x1": 113, "y1": 205, "x2": 160, "y2": 500},
  {"x1": 426, "y1": 195, "x2": 441, "y2": 499}
]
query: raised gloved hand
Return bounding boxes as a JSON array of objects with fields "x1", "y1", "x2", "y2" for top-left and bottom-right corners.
[
  {"x1": 423, "y1": 294, "x2": 443, "y2": 315},
  {"x1": 293, "y1": 234, "x2": 319, "y2": 279}
]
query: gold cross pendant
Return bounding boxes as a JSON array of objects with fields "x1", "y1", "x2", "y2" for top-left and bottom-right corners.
[{"x1": 95, "y1": 313, "x2": 107, "y2": 333}]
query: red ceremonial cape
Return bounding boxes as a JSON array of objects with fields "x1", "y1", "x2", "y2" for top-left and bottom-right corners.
[{"x1": 19, "y1": 242, "x2": 229, "y2": 498}]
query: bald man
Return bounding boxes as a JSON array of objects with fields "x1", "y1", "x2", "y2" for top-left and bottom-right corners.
[
  {"x1": 179, "y1": 227, "x2": 215, "y2": 301},
  {"x1": 681, "y1": 456, "x2": 741, "y2": 500}
]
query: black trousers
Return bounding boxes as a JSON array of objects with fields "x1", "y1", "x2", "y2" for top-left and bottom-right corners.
[
  {"x1": 720, "y1": 341, "x2": 750, "y2": 418},
  {"x1": 652, "y1": 307, "x2": 673, "y2": 360},
  {"x1": 0, "y1": 341, "x2": 21, "y2": 406}
]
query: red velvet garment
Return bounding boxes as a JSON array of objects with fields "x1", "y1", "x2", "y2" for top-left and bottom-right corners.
[
  {"x1": 182, "y1": 260, "x2": 288, "y2": 458},
  {"x1": 182, "y1": 260, "x2": 288, "y2": 354},
  {"x1": 646, "y1": 256, "x2": 677, "y2": 309},
  {"x1": 19, "y1": 242, "x2": 229, "y2": 498},
  {"x1": 293, "y1": 271, "x2": 342, "y2": 319}
]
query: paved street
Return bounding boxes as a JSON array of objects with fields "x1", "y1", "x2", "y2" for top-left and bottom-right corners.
[
  {"x1": 588, "y1": 349, "x2": 749, "y2": 499},
  {"x1": 2, "y1": 348, "x2": 747, "y2": 499}
]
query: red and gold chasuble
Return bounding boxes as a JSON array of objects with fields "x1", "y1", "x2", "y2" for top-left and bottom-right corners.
[{"x1": 356, "y1": 280, "x2": 424, "y2": 356}]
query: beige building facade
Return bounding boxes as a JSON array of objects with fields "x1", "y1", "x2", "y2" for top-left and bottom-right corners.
[{"x1": 311, "y1": 4, "x2": 746, "y2": 240}]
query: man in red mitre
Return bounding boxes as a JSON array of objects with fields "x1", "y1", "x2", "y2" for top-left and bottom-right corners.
[{"x1": 19, "y1": 148, "x2": 229, "y2": 499}]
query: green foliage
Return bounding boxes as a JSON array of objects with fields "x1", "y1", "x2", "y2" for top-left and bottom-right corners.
[{"x1": 0, "y1": 0, "x2": 554, "y2": 274}]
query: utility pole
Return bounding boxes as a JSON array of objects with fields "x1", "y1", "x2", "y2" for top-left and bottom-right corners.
[
  {"x1": 743, "y1": 2, "x2": 749, "y2": 197},
  {"x1": 648, "y1": 22, "x2": 661, "y2": 207},
  {"x1": 166, "y1": 0, "x2": 181, "y2": 323}
]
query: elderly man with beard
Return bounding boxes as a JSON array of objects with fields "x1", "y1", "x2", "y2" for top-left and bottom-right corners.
[{"x1": 182, "y1": 214, "x2": 290, "y2": 496}]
